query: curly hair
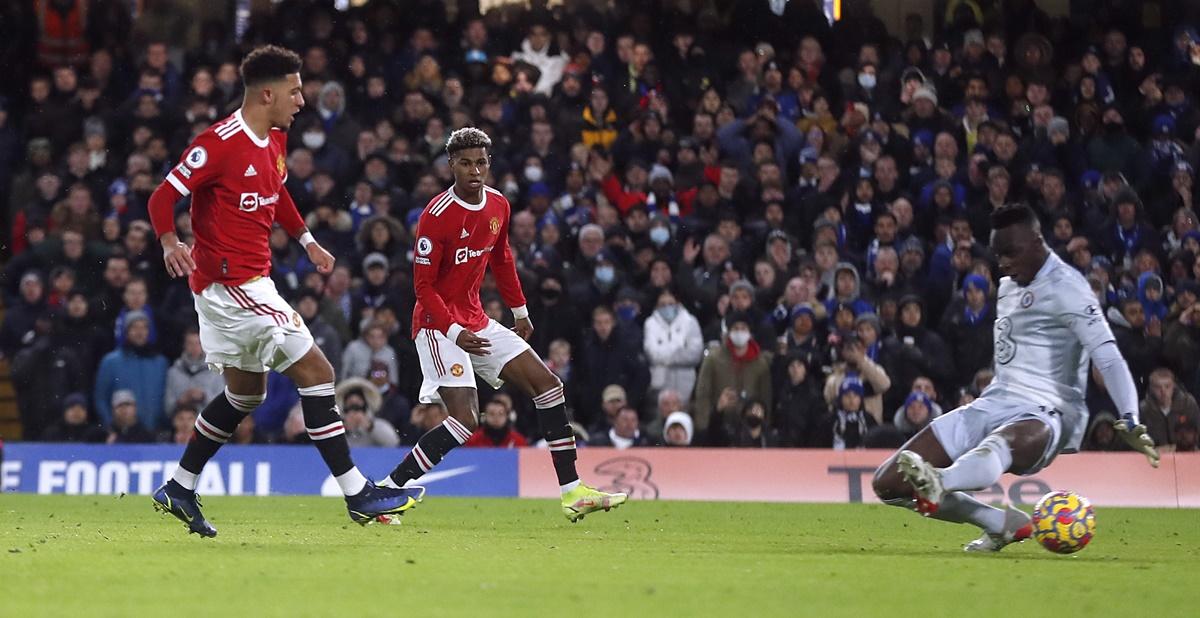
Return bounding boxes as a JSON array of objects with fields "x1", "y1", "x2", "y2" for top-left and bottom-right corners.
[
  {"x1": 445, "y1": 127, "x2": 492, "y2": 156},
  {"x1": 240, "y1": 45, "x2": 302, "y2": 87}
]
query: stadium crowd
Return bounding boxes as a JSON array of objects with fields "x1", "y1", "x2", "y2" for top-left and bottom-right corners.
[{"x1": 2, "y1": 0, "x2": 1200, "y2": 453}]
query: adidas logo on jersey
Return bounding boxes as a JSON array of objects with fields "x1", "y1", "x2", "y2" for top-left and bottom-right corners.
[
  {"x1": 461, "y1": 228, "x2": 470, "y2": 239},
  {"x1": 244, "y1": 164, "x2": 257, "y2": 177}
]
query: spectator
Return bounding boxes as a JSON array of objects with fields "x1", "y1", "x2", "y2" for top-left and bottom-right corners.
[
  {"x1": 939, "y1": 274, "x2": 995, "y2": 387},
  {"x1": 163, "y1": 328, "x2": 223, "y2": 413},
  {"x1": 823, "y1": 326, "x2": 891, "y2": 425},
  {"x1": 106, "y1": 389, "x2": 155, "y2": 444},
  {"x1": 294, "y1": 287, "x2": 343, "y2": 375},
  {"x1": 591, "y1": 384, "x2": 629, "y2": 437},
  {"x1": 464, "y1": 398, "x2": 528, "y2": 448},
  {"x1": 0, "y1": 271, "x2": 47, "y2": 358},
  {"x1": 163, "y1": 402, "x2": 199, "y2": 445},
  {"x1": 1107, "y1": 296, "x2": 1163, "y2": 393},
  {"x1": 709, "y1": 398, "x2": 779, "y2": 448},
  {"x1": 335, "y1": 377, "x2": 399, "y2": 448},
  {"x1": 893, "y1": 391, "x2": 941, "y2": 438},
  {"x1": 341, "y1": 322, "x2": 399, "y2": 386},
  {"x1": 661, "y1": 411, "x2": 694, "y2": 447},
  {"x1": 590, "y1": 406, "x2": 650, "y2": 449},
  {"x1": 40, "y1": 393, "x2": 106, "y2": 443},
  {"x1": 643, "y1": 288, "x2": 704, "y2": 403},
  {"x1": 578, "y1": 305, "x2": 649, "y2": 428},
  {"x1": 1140, "y1": 368, "x2": 1200, "y2": 449},
  {"x1": 881, "y1": 295, "x2": 952, "y2": 411},
  {"x1": 93, "y1": 310, "x2": 168, "y2": 429},
  {"x1": 774, "y1": 352, "x2": 825, "y2": 447},
  {"x1": 401, "y1": 402, "x2": 448, "y2": 446},
  {"x1": 816, "y1": 376, "x2": 877, "y2": 450},
  {"x1": 11, "y1": 310, "x2": 86, "y2": 439},
  {"x1": 694, "y1": 312, "x2": 773, "y2": 434}
]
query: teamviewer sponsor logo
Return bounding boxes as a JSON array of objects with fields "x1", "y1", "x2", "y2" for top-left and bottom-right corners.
[
  {"x1": 238, "y1": 192, "x2": 280, "y2": 212},
  {"x1": 454, "y1": 245, "x2": 494, "y2": 265}
]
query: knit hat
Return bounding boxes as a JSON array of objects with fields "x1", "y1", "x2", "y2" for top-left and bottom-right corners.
[
  {"x1": 962, "y1": 274, "x2": 989, "y2": 295},
  {"x1": 839, "y1": 376, "x2": 865, "y2": 398},
  {"x1": 912, "y1": 86, "x2": 938, "y2": 106},
  {"x1": 790, "y1": 303, "x2": 816, "y2": 323},
  {"x1": 663, "y1": 411, "x2": 694, "y2": 445},
  {"x1": 1048, "y1": 116, "x2": 1070, "y2": 137},
  {"x1": 648, "y1": 164, "x2": 674, "y2": 186},
  {"x1": 904, "y1": 391, "x2": 933, "y2": 412}
]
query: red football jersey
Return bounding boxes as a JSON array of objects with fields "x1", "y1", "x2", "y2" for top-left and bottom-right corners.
[
  {"x1": 412, "y1": 185, "x2": 526, "y2": 338},
  {"x1": 164, "y1": 110, "x2": 291, "y2": 293}
]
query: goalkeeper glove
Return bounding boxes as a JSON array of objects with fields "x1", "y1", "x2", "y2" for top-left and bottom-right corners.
[{"x1": 1114, "y1": 414, "x2": 1160, "y2": 468}]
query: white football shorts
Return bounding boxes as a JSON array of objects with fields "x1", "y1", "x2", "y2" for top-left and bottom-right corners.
[
  {"x1": 414, "y1": 318, "x2": 531, "y2": 404},
  {"x1": 930, "y1": 395, "x2": 1065, "y2": 475},
  {"x1": 194, "y1": 276, "x2": 314, "y2": 374}
]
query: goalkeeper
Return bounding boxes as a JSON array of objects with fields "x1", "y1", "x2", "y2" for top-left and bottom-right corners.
[{"x1": 870, "y1": 205, "x2": 1158, "y2": 553}]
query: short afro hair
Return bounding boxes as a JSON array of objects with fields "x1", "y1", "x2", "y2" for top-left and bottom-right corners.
[
  {"x1": 240, "y1": 45, "x2": 302, "y2": 88},
  {"x1": 990, "y1": 203, "x2": 1040, "y2": 231},
  {"x1": 446, "y1": 127, "x2": 492, "y2": 156}
]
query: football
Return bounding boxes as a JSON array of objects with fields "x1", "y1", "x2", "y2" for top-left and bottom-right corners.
[{"x1": 1032, "y1": 490, "x2": 1097, "y2": 554}]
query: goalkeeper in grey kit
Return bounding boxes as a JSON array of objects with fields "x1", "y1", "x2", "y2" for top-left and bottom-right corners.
[{"x1": 871, "y1": 204, "x2": 1159, "y2": 552}]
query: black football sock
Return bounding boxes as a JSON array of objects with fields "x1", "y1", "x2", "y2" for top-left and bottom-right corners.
[
  {"x1": 533, "y1": 385, "x2": 579, "y2": 487},
  {"x1": 173, "y1": 389, "x2": 260, "y2": 490},
  {"x1": 388, "y1": 416, "x2": 472, "y2": 486},
  {"x1": 299, "y1": 383, "x2": 367, "y2": 495}
]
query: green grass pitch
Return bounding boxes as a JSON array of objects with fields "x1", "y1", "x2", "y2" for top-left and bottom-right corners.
[{"x1": 1, "y1": 495, "x2": 1196, "y2": 617}]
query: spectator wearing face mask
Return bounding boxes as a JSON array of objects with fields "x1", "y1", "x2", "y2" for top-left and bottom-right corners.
[
  {"x1": 643, "y1": 288, "x2": 704, "y2": 402},
  {"x1": 693, "y1": 311, "x2": 773, "y2": 433}
]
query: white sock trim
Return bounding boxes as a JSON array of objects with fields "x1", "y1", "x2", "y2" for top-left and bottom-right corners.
[
  {"x1": 225, "y1": 387, "x2": 264, "y2": 413},
  {"x1": 560, "y1": 480, "x2": 580, "y2": 494},
  {"x1": 297, "y1": 383, "x2": 336, "y2": 397},
  {"x1": 335, "y1": 468, "x2": 368, "y2": 496},
  {"x1": 173, "y1": 468, "x2": 199, "y2": 491},
  {"x1": 195, "y1": 415, "x2": 231, "y2": 443}
]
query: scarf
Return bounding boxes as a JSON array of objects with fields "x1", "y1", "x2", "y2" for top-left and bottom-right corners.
[
  {"x1": 1116, "y1": 223, "x2": 1140, "y2": 256},
  {"x1": 964, "y1": 303, "x2": 989, "y2": 326},
  {"x1": 726, "y1": 338, "x2": 761, "y2": 364},
  {"x1": 833, "y1": 409, "x2": 868, "y2": 450}
]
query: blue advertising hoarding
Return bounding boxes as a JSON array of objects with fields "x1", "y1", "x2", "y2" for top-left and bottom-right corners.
[{"x1": 0, "y1": 443, "x2": 518, "y2": 497}]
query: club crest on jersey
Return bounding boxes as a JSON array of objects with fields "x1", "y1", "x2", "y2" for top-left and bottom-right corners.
[
  {"x1": 276, "y1": 154, "x2": 286, "y2": 177},
  {"x1": 450, "y1": 364, "x2": 465, "y2": 377},
  {"x1": 292, "y1": 312, "x2": 302, "y2": 328},
  {"x1": 185, "y1": 146, "x2": 208, "y2": 169},
  {"x1": 416, "y1": 236, "x2": 433, "y2": 256},
  {"x1": 489, "y1": 217, "x2": 500, "y2": 235},
  {"x1": 1020, "y1": 291, "x2": 1035, "y2": 308}
]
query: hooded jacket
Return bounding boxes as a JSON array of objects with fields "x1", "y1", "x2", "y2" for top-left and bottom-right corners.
[{"x1": 822, "y1": 262, "x2": 874, "y2": 316}]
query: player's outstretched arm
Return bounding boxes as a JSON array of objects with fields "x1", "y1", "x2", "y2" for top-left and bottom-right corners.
[{"x1": 1091, "y1": 341, "x2": 1160, "y2": 467}]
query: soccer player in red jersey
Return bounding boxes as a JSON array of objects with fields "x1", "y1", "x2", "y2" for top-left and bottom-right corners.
[
  {"x1": 380, "y1": 127, "x2": 626, "y2": 522},
  {"x1": 146, "y1": 46, "x2": 421, "y2": 537}
]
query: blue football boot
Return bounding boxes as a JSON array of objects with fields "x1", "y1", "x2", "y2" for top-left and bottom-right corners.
[
  {"x1": 345, "y1": 483, "x2": 425, "y2": 525},
  {"x1": 152, "y1": 481, "x2": 218, "y2": 538}
]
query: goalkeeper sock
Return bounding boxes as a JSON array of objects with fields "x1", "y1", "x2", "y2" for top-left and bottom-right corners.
[
  {"x1": 299, "y1": 383, "x2": 367, "y2": 496},
  {"x1": 174, "y1": 389, "x2": 260, "y2": 490},
  {"x1": 388, "y1": 416, "x2": 472, "y2": 487},
  {"x1": 931, "y1": 492, "x2": 1007, "y2": 534},
  {"x1": 939, "y1": 434, "x2": 1013, "y2": 492},
  {"x1": 533, "y1": 385, "x2": 579, "y2": 491}
]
